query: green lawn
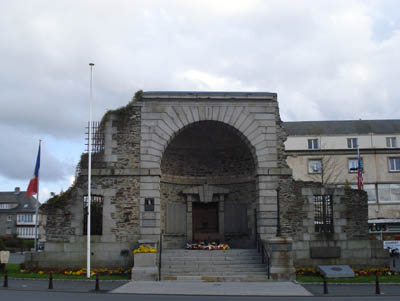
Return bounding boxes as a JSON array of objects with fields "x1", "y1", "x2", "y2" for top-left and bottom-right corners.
[
  {"x1": 0, "y1": 264, "x2": 130, "y2": 280},
  {"x1": 297, "y1": 274, "x2": 400, "y2": 283}
]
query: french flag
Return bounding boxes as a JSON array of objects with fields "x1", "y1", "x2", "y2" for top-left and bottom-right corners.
[
  {"x1": 26, "y1": 144, "x2": 41, "y2": 197},
  {"x1": 357, "y1": 146, "x2": 364, "y2": 190}
]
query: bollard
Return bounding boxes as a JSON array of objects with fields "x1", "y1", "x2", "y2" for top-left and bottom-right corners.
[
  {"x1": 48, "y1": 272, "x2": 53, "y2": 290},
  {"x1": 323, "y1": 275, "x2": 328, "y2": 294},
  {"x1": 95, "y1": 273, "x2": 100, "y2": 291},
  {"x1": 375, "y1": 272, "x2": 380, "y2": 295},
  {"x1": 3, "y1": 270, "x2": 8, "y2": 288}
]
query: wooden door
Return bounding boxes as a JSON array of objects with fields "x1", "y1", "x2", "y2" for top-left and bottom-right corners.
[{"x1": 192, "y1": 202, "x2": 219, "y2": 242}]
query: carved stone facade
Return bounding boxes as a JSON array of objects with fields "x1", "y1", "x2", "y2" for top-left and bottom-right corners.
[{"x1": 31, "y1": 91, "x2": 387, "y2": 274}]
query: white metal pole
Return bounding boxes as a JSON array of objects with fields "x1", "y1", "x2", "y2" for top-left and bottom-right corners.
[
  {"x1": 87, "y1": 63, "x2": 94, "y2": 278},
  {"x1": 34, "y1": 139, "x2": 41, "y2": 251}
]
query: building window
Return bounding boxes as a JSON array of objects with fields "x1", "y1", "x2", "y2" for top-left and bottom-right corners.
[
  {"x1": 348, "y1": 158, "x2": 363, "y2": 173},
  {"x1": 386, "y1": 137, "x2": 397, "y2": 148},
  {"x1": 17, "y1": 227, "x2": 35, "y2": 238},
  {"x1": 0, "y1": 203, "x2": 11, "y2": 209},
  {"x1": 364, "y1": 184, "x2": 377, "y2": 203},
  {"x1": 17, "y1": 214, "x2": 33, "y2": 223},
  {"x1": 83, "y1": 195, "x2": 103, "y2": 235},
  {"x1": 347, "y1": 138, "x2": 358, "y2": 149},
  {"x1": 378, "y1": 184, "x2": 400, "y2": 202},
  {"x1": 308, "y1": 139, "x2": 319, "y2": 150},
  {"x1": 388, "y1": 157, "x2": 400, "y2": 172},
  {"x1": 314, "y1": 195, "x2": 333, "y2": 233},
  {"x1": 308, "y1": 159, "x2": 322, "y2": 174},
  {"x1": 6, "y1": 228, "x2": 12, "y2": 235},
  {"x1": 7, "y1": 215, "x2": 12, "y2": 222}
]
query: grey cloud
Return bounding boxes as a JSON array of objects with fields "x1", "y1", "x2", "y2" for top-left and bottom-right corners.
[{"x1": 1, "y1": 0, "x2": 400, "y2": 191}]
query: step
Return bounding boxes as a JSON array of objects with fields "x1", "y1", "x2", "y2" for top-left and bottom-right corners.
[
  {"x1": 161, "y1": 275, "x2": 271, "y2": 282},
  {"x1": 162, "y1": 250, "x2": 259, "y2": 256},
  {"x1": 161, "y1": 257, "x2": 261, "y2": 264},
  {"x1": 162, "y1": 271, "x2": 268, "y2": 276},
  {"x1": 158, "y1": 248, "x2": 269, "y2": 282},
  {"x1": 161, "y1": 267, "x2": 267, "y2": 273},
  {"x1": 162, "y1": 263, "x2": 266, "y2": 268}
]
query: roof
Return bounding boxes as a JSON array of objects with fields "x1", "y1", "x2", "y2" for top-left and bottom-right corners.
[
  {"x1": 283, "y1": 120, "x2": 400, "y2": 136},
  {"x1": 142, "y1": 91, "x2": 277, "y2": 100},
  {"x1": 0, "y1": 188, "x2": 39, "y2": 213}
]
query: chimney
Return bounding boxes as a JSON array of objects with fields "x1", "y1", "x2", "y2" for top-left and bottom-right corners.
[{"x1": 14, "y1": 187, "x2": 20, "y2": 194}]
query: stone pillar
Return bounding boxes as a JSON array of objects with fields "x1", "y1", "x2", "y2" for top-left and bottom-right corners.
[
  {"x1": 256, "y1": 168, "x2": 292, "y2": 240},
  {"x1": 186, "y1": 195, "x2": 193, "y2": 242},
  {"x1": 218, "y1": 195, "x2": 225, "y2": 242},
  {"x1": 256, "y1": 174, "x2": 278, "y2": 239},
  {"x1": 139, "y1": 174, "x2": 161, "y2": 241}
]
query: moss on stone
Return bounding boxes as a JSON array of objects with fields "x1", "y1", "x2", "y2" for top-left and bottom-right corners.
[{"x1": 40, "y1": 185, "x2": 73, "y2": 211}]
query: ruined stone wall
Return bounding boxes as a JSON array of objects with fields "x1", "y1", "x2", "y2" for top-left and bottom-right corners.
[
  {"x1": 279, "y1": 179, "x2": 369, "y2": 241},
  {"x1": 278, "y1": 178, "x2": 387, "y2": 267},
  {"x1": 39, "y1": 103, "x2": 143, "y2": 264}
]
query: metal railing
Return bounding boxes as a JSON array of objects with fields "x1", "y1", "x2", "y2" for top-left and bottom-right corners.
[
  {"x1": 256, "y1": 233, "x2": 271, "y2": 279},
  {"x1": 158, "y1": 231, "x2": 163, "y2": 281}
]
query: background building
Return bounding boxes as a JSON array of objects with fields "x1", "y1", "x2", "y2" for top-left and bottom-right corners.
[
  {"x1": 0, "y1": 187, "x2": 39, "y2": 238},
  {"x1": 284, "y1": 120, "x2": 400, "y2": 240}
]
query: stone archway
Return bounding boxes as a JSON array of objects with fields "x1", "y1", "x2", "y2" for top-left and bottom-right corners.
[
  {"x1": 159, "y1": 121, "x2": 257, "y2": 248},
  {"x1": 138, "y1": 92, "x2": 288, "y2": 244}
]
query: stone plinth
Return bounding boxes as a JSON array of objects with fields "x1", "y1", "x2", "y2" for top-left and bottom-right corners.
[
  {"x1": 134, "y1": 252, "x2": 156, "y2": 267},
  {"x1": 131, "y1": 252, "x2": 158, "y2": 281}
]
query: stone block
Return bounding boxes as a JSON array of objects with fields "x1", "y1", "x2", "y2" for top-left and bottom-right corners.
[
  {"x1": 294, "y1": 241, "x2": 309, "y2": 251},
  {"x1": 310, "y1": 247, "x2": 341, "y2": 258},
  {"x1": 348, "y1": 240, "x2": 368, "y2": 250},
  {"x1": 140, "y1": 161, "x2": 159, "y2": 169},
  {"x1": 140, "y1": 176, "x2": 160, "y2": 183},
  {"x1": 140, "y1": 227, "x2": 161, "y2": 235},
  {"x1": 295, "y1": 250, "x2": 309, "y2": 260},
  {"x1": 139, "y1": 189, "x2": 160, "y2": 198},
  {"x1": 134, "y1": 252, "x2": 157, "y2": 267},
  {"x1": 254, "y1": 113, "x2": 275, "y2": 120},
  {"x1": 140, "y1": 182, "x2": 160, "y2": 190},
  {"x1": 319, "y1": 265, "x2": 354, "y2": 278},
  {"x1": 259, "y1": 161, "x2": 278, "y2": 168},
  {"x1": 131, "y1": 266, "x2": 158, "y2": 281},
  {"x1": 258, "y1": 203, "x2": 277, "y2": 211}
]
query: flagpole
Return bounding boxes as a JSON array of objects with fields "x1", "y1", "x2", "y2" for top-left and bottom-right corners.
[
  {"x1": 87, "y1": 63, "x2": 94, "y2": 278},
  {"x1": 34, "y1": 139, "x2": 41, "y2": 251}
]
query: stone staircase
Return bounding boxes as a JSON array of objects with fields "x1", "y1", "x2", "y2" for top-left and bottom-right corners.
[{"x1": 160, "y1": 248, "x2": 271, "y2": 282}]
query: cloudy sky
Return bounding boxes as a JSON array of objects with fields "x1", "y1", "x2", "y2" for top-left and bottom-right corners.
[{"x1": 1, "y1": 0, "x2": 399, "y2": 201}]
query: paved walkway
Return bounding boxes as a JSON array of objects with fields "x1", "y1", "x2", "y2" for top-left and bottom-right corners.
[
  {"x1": 2, "y1": 278, "x2": 400, "y2": 296},
  {"x1": 111, "y1": 281, "x2": 313, "y2": 296}
]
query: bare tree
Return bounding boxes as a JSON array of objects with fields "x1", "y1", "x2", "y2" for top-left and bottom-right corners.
[{"x1": 309, "y1": 154, "x2": 344, "y2": 185}]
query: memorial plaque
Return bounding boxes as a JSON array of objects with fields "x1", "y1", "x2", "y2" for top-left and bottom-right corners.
[
  {"x1": 311, "y1": 246, "x2": 341, "y2": 258},
  {"x1": 145, "y1": 198, "x2": 154, "y2": 211},
  {"x1": 318, "y1": 265, "x2": 354, "y2": 278}
]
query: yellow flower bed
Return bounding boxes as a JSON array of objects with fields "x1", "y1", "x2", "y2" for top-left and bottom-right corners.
[
  {"x1": 19, "y1": 266, "x2": 129, "y2": 276},
  {"x1": 133, "y1": 244, "x2": 157, "y2": 254}
]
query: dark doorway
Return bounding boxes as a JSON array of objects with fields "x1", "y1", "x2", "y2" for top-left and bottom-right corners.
[{"x1": 192, "y1": 202, "x2": 219, "y2": 242}]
